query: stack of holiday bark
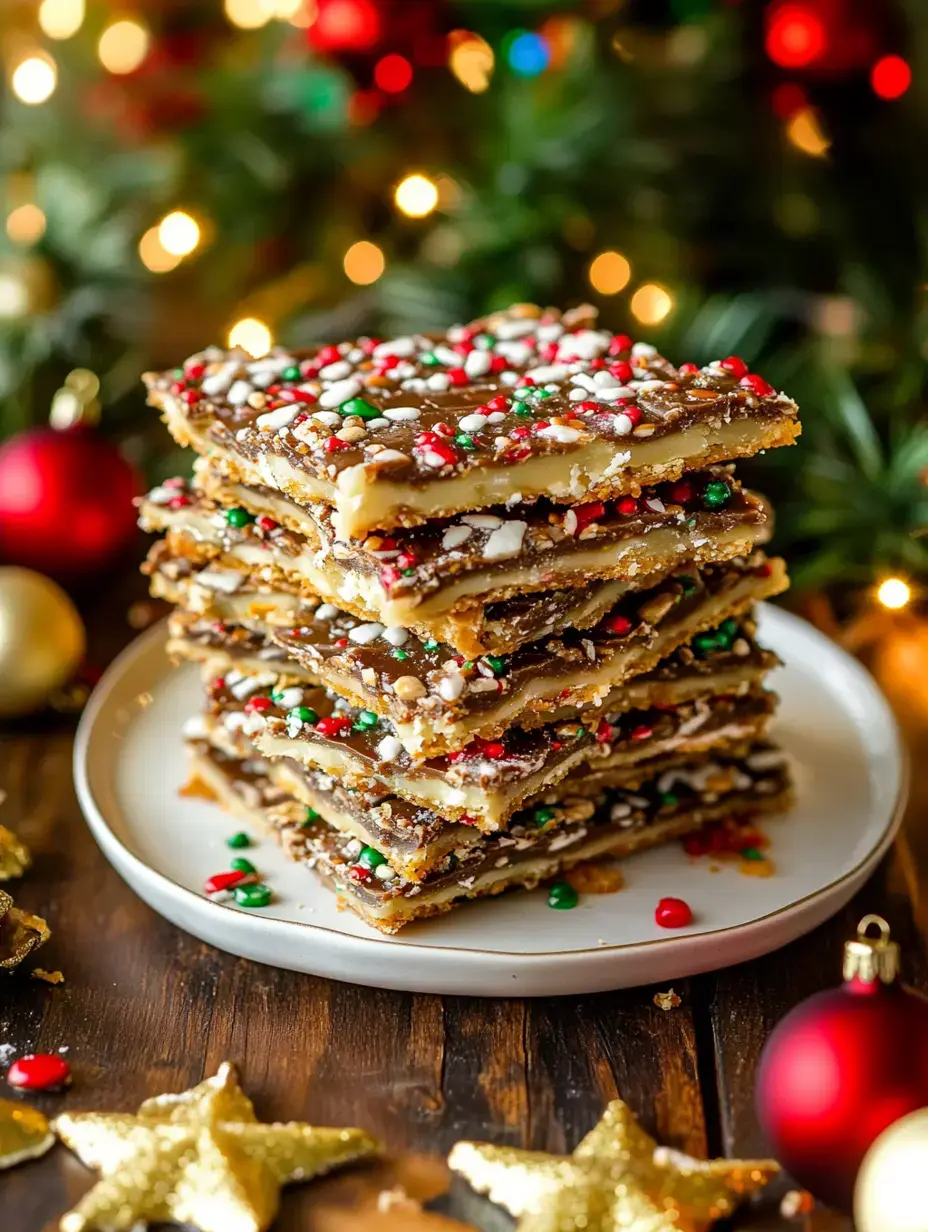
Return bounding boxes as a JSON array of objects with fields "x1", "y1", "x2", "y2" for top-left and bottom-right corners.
[{"x1": 139, "y1": 303, "x2": 800, "y2": 932}]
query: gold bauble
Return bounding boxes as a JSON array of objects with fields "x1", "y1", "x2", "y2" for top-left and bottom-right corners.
[
  {"x1": 0, "y1": 567, "x2": 85, "y2": 717},
  {"x1": 855, "y1": 1108, "x2": 928, "y2": 1232}
]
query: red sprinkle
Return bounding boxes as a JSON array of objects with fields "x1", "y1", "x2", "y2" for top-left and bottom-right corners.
[
  {"x1": 486, "y1": 394, "x2": 510, "y2": 412},
  {"x1": 621, "y1": 405, "x2": 642, "y2": 427},
  {"x1": 380, "y1": 565, "x2": 401, "y2": 589},
  {"x1": 739, "y1": 373, "x2": 775, "y2": 397},
  {"x1": 630, "y1": 724, "x2": 653, "y2": 741},
  {"x1": 256, "y1": 515, "x2": 278, "y2": 532},
  {"x1": 606, "y1": 614, "x2": 633, "y2": 636},
  {"x1": 7, "y1": 1054, "x2": 72, "y2": 1092},
  {"x1": 360, "y1": 337, "x2": 381, "y2": 356},
  {"x1": 678, "y1": 362, "x2": 699, "y2": 375},
  {"x1": 447, "y1": 367, "x2": 470, "y2": 386},
  {"x1": 204, "y1": 869, "x2": 251, "y2": 896},
  {"x1": 482, "y1": 742, "x2": 506, "y2": 759},
  {"x1": 509, "y1": 426, "x2": 531, "y2": 440},
  {"x1": 433, "y1": 422, "x2": 455, "y2": 438},
  {"x1": 608, "y1": 333, "x2": 633, "y2": 356},
  {"x1": 168, "y1": 495, "x2": 191, "y2": 509},
  {"x1": 571, "y1": 501, "x2": 606, "y2": 534},
  {"x1": 719, "y1": 355, "x2": 748, "y2": 379},
  {"x1": 324, "y1": 436, "x2": 350, "y2": 453},
  {"x1": 489, "y1": 355, "x2": 508, "y2": 373},
  {"x1": 299, "y1": 360, "x2": 320, "y2": 378},
  {"x1": 315, "y1": 716, "x2": 351, "y2": 737},
  {"x1": 655, "y1": 897, "x2": 693, "y2": 929},
  {"x1": 452, "y1": 341, "x2": 475, "y2": 356},
  {"x1": 244, "y1": 696, "x2": 272, "y2": 714},
  {"x1": 609, "y1": 360, "x2": 633, "y2": 383},
  {"x1": 184, "y1": 362, "x2": 205, "y2": 380},
  {"x1": 347, "y1": 864, "x2": 372, "y2": 883},
  {"x1": 670, "y1": 480, "x2": 693, "y2": 504},
  {"x1": 540, "y1": 342, "x2": 559, "y2": 363},
  {"x1": 396, "y1": 551, "x2": 417, "y2": 570},
  {"x1": 616, "y1": 496, "x2": 639, "y2": 516},
  {"x1": 576, "y1": 401, "x2": 603, "y2": 415},
  {"x1": 316, "y1": 345, "x2": 341, "y2": 366},
  {"x1": 595, "y1": 719, "x2": 613, "y2": 744},
  {"x1": 278, "y1": 387, "x2": 317, "y2": 404},
  {"x1": 181, "y1": 389, "x2": 200, "y2": 406}
]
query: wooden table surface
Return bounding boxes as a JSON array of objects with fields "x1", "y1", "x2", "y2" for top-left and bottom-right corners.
[{"x1": 2, "y1": 572, "x2": 926, "y2": 1232}]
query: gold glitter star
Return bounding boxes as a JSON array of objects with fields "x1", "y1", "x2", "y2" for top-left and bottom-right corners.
[
  {"x1": 54, "y1": 1062, "x2": 381, "y2": 1232},
  {"x1": 449, "y1": 1099, "x2": 779, "y2": 1232}
]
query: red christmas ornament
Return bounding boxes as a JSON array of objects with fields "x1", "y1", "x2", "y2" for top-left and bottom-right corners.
[
  {"x1": 7, "y1": 1053, "x2": 72, "y2": 1091},
  {"x1": 0, "y1": 424, "x2": 141, "y2": 579},
  {"x1": 756, "y1": 915, "x2": 928, "y2": 1212}
]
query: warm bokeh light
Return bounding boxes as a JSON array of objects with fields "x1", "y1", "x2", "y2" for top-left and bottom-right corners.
[
  {"x1": 11, "y1": 55, "x2": 58, "y2": 105},
  {"x1": 871, "y1": 55, "x2": 911, "y2": 100},
  {"x1": 394, "y1": 173, "x2": 439, "y2": 219},
  {"x1": 39, "y1": 0, "x2": 85, "y2": 40},
  {"x1": 448, "y1": 31, "x2": 494, "y2": 93},
  {"x1": 6, "y1": 205, "x2": 46, "y2": 246},
  {"x1": 630, "y1": 283, "x2": 674, "y2": 326},
  {"x1": 588, "y1": 250, "x2": 631, "y2": 296},
  {"x1": 0, "y1": 274, "x2": 29, "y2": 318},
  {"x1": 765, "y1": 3, "x2": 827, "y2": 69},
  {"x1": 228, "y1": 317, "x2": 272, "y2": 357},
  {"x1": 374, "y1": 53, "x2": 413, "y2": 93},
  {"x1": 224, "y1": 0, "x2": 274, "y2": 29},
  {"x1": 275, "y1": 0, "x2": 308, "y2": 18},
  {"x1": 877, "y1": 578, "x2": 911, "y2": 610},
  {"x1": 343, "y1": 240, "x2": 385, "y2": 286},
  {"x1": 98, "y1": 19, "x2": 150, "y2": 74},
  {"x1": 786, "y1": 106, "x2": 830, "y2": 157},
  {"x1": 157, "y1": 211, "x2": 201, "y2": 257},
  {"x1": 138, "y1": 227, "x2": 182, "y2": 273}
]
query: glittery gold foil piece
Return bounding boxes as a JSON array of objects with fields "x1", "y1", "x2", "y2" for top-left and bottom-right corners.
[
  {"x1": 0, "y1": 825, "x2": 31, "y2": 881},
  {"x1": 0, "y1": 1098, "x2": 54, "y2": 1170},
  {"x1": 448, "y1": 1099, "x2": 779, "y2": 1232},
  {"x1": 0, "y1": 888, "x2": 50, "y2": 970},
  {"x1": 53, "y1": 1061, "x2": 381, "y2": 1232}
]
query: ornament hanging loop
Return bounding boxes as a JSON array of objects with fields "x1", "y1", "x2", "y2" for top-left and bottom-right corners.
[{"x1": 843, "y1": 914, "x2": 899, "y2": 984}]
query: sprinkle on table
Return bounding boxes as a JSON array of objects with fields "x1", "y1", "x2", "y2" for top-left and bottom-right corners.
[
  {"x1": 234, "y1": 882, "x2": 272, "y2": 909},
  {"x1": 6, "y1": 1054, "x2": 72, "y2": 1092},
  {"x1": 226, "y1": 832, "x2": 251, "y2": 849},
  {"x1": 547, "y1": 881, "x2": 579, "y2": 910},
  {"x1": 655, "y1": 897, "x2": 693, "y2": 929}
]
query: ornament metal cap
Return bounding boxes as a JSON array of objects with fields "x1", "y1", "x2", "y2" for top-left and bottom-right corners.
[{"x1": 843, "y1": 914, "x2": 900, "y2": 984}]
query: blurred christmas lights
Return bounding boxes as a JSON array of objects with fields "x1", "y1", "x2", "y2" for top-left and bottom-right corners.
[
  {"x1": 588, "y1": 251, "x2": 631, "y2": 296},
  {"x1": 138, "y1": 227, "x2": 182, "y2": 273},
  {"x1": 871, "y1": 55, "x2": 911, "y2": 100},
  {"x1": 98, "y1": 19, "x2": 150, "y2": 75},
  {"x1": 224, "y1": 0, "x2": 274, "y2": 29},
  {"x1": 6, "y1": 205, "x2": 46, "y2": 247},
  {"x1": 343, "y1": 240, "x2": 385, "y2": 285},
  {"x1": 0, "y1": 273, "x2": 29, "y2": 318},
  {"x1": 157, "y1": 211, "x2": 201, "y2": 257},
  {"x1": 38, "y1": 0, "x2": 85, "y2": 40},
  {"x1": 505, "y1": 30, "x2": 551, "y2": 77},
  {"x1": 765, "y1": 3, "x2": 827, "y2": 69},
  {"x1": 307, "y1": 0, "x2": 381, "y2": 52},
  {"x1": 877, "y1": 578, "x2": 911, "y2": 610},
  {"x1": 448, "y1": 31, "x2": 494, "y2": 93},
  {"x1": 630, "y1": 284, "x2": 674, "y2": 325},
  {"x1": 786, "y1": 106, "x2": 830, "y2": 156},
  {"x1": 11, "y1": 55, "x2": 58, "y2": 105},
  {"x1": 374, "y1": 54, "x2": 413, "y2": 94},
  {"x1": 229, "y1": 318, "x2": 272, "y2": 357},
  {"x1": 394, "y1": 174, "x2": 439, "y2": 218}
]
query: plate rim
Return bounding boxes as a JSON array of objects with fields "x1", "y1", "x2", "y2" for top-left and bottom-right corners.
[{"x1": 73, "y1": 606, "x2": 908, "y2": 968}]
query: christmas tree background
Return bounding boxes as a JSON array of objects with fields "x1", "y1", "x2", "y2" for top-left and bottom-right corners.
[{"x1": 1, "y1": 0, "x2": 926, "y2": 596}]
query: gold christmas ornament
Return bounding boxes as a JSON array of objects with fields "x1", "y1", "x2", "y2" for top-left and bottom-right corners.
[
  {"x1": 854, "y1": 1107, "x2": 928, "y2": 1232},
  {"x1": 0, "y1": 1097, "x2": 54, "y2": 1170},
  {"x1": 0, "y1": 567, "x2": 85, "y2": 717},
  {"x1": 449, "y1": 1099, "x2": 779, "y2": 1232},
  {"x1": 53, "y1": 1061, "x2": 381, "y2": 1232},
  {"x1": 0, "y1": 887, "x2": 50, "y2": 969}
]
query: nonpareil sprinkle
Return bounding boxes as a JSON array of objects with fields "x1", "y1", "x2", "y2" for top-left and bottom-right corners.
[
  {"x1": 226, "y1": 832, "x2": 251, "y2": 849},
  {"x1": 548, "y1": 882, "x2": 579, "y2": 910}
]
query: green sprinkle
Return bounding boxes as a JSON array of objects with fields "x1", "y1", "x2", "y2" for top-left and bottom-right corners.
[
  {"x1": 402, "y1": 568, "x2": 415, "y2": 577},
  {"x1": 534, "y1": 806, "x2": 556, "y2": 826},
  {"x1": 281, "y1": 365, "x2": 301, "y2": 382},
  {"x1": 535, "y1": 388, "x2": 553, "y2": 399},
  {"x1": 420, "y1": 352, "x2": 440, "y2": 365},
  {"x1": 484, "y1": 655, "x2": 507, "y2": 677},
  {"x1": 353, "y1": 710, "x2": 378, "y2": 731},
  {"x1": 455, "y1": 433, "x2": 477, "y2": 450},
  {"x1": 741, "y1": 847, "x2": 766, "y2": 861},
  {"x1": 678, "y1": 575, "x2": 697, "y2": 596},
  {"x1": 513, "y1": 386, "x2": 536, "y2": 400},
  {"x1": 692, "y1": 633, "x2": 718, "y2": 658},
  {"x1": 358, "y1": 845, "x2": 387, "y2": 870},
  {"x1": 230, "y1": 857, "x2": 256, "y2": 874},
  {"x1": 224, "y1": 507, "x2": 255, "y2": 529},
  {"x1": 548, "y1": 881, "x2": 579, "y2": 910},
  {"x1": 718, "y1": 617, "x2": 739, "y2": 639},
  {"x1": 303, "y1": 807, "x2": 320, "y2": 825},
  {"x1": 226, "y1": 832, "x2": 251, "y2": 849},
  {"x1": 340, "y1": 397, "x2": 380, "y2": 420},
  {"x1": 234, "y1": 882, "x2": 271, "y2": 908},
  {"x1": 392, "y1": 648, "x2": 409, "y2": 661},
  {"x1": 474, "y1": 333, "x2": 495, "y2": 349},
  {"x1": 703, "y1": 480, "x2": 731, "y2": 510},
  {"x1": 423, "y1": 638, "x2": 440, "y2": 651},
  {"x1": 512, "y1": 401, "x2": 532, "y2": 417},
  {"x1": 173, "y1": 367, "x2": 185, "y2": 379},
  {"x1": 660, "y1": 792, "x2": 679, "y2": 807},
  {"x1": 462, "y1": 660, "x2": 475, "y2": 671},
  {"x1": 288, "y1": 705, "x2": 318, "y2": 725},
  {"x1": 574, "y1": 727, "x2": 587, "y2": 740}
]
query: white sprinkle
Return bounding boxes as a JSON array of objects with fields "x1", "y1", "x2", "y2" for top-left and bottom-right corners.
[
  {"x1": 500, "y1": 370, "x2": 520, "y2": 386},
  {"x1": 462, "y1": 513, "x2": 502, "y2": 529},
  {"x1": 464, "y1": 349, "x2": 492, "y2": 378},
  {"x1": 314, "y1": 603, "x2": 340, "y2": 621},
  {"x1": 365, "y1": 418, "x2": 390, "y2": 429},
  {"x1": 344, "y1": 838, "x2": 363, "y2": 859},
  {"x1": 228, "y1": 671, "x2": 277, "y2": 701},
  {"x1": 610, "y1": 801, "x2": 633, "y2": 823},
  {"x1": 196, "y1": 568, "x2": 244, "y2": 594},
  {"x1": 458, "y1": 413, "x2": 487, "y2": 433},
  {"x1": 374, "y1": 336, "x2": 416, "y2": 358},
  {"x1": 200, "y1": 364, "x2": 239, "y2": 397},
  {"x1": 367, "y1": 449, "x2": 410, "y2": 467},
  {"x1": 645, "y1": 497, "x2": 666, "y2": 513},
  {"x1": 318, "y1": 377, "x2": 362, "y2": 409},
  {"x1": 274, "y1": 687, "x2": 305, "y2": 710},
  {"x1": 420, "y1": 449, "x2": 451, "y2": 468},
  {"x1": 631, "y1": 342, "x2": 658, "y2": 359},
  {"x1": 549, "y1": 826, "x2": 587, "y2": 852},
  {"x1": 494, "y1": 319, "x2": 537, "y2": 340},
  {"x1": 382, "y1": 626, "x2": 409, "y2": 647},
  {"x1": 636, "y1": 379, "x2": 666, "y2": 393},
  {"x1": 485, "y1": 411, "x2": 506, "y2": 424},
  {"x1": 525, "y1": 364, "x2": 568, "y2": 383},
  {"x1": 349, "y1": 622, "x2": 384, "y2": 644},
  {"x1": 612, "y1": 413, "x2": 635, "y2": 436},
  {"x1": 537, "y1": 424, "x2": 581, "y2": 443},
  {"x1": 482, "y1": 520, "x2": 527, "y2": 560},
  {"x1": 570, "y1": 372, "x2": 597, "y2": 392},
  {"x1": 442, "y1": 524, "x2": 473, "y2": 550},
  {"x1": 227, "y1": 380, "x2": 253, "y2": 407},
  {"x1": 182, "y1": 714, "x2": 209, "y2": 740},
  {"x1": 594, "y1": 385, "x2": 634, "y2": 402},
  {"x1": 383, "y1": 406, "x2": 420, "y2": 422},
  {"x1": 318, "y1": 359, "x2": 352, "y2": 380},
  {"x1": 569, "y1": 387, "x2": 590, "y2": 402},
  {"x1": 438, "y1": 673, "x2": 465, "y2": 702},
  {"x1": 286, "y1": 712, "x2": 306, "y2": 738},
  {"x1": 377, "y1": 735, "x2": 404, "y2": 761},
  {"x1": 494, "y1": 339, "x2": 534, "y2": 367},
  {"x1": 563, "y1": 509, "x2": 579, "y2": 536},
  {"x1": 564, "y1": 329, "x2": 611, "y2": 359},
  {"x1": 311, "y1": 410, "x2": 342, "y2": 427},
  {"x1": 256, "y1": 404, "x2": 299, "y2": 431},
  {"x1": 432, "y1": 345, "x2": 460, "y2": 366},
  {"x1": 593, "y1": 369, "x2": 620, "y2": 387},
  {"x1": 145, "y1": 485, "x2": 176, "y2": 505},
  {"x1": 536, "y1": 322, "x2": 564, "y2": 342},
  {"x1": 425, "y1": 373, "x2": 451, "y2": 392},
  {"x1": 374, "y1": 864, "x2": 397, "y2": 882}
]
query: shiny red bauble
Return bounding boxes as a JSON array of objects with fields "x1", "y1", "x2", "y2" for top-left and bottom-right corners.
[
  {"x1": 756, "y1": 972, "x2": 928, "y2": 1211},
  {"x1": 0, "y1": 426, "x2": 141, "y2": 579}
]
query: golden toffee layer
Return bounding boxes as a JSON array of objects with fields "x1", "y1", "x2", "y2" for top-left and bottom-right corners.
[
  {"x1": 189, "y1": 740, "x2": 792, "y2": 933},
  {"x1": 144, "y1": 303, "x2": 799, "y2": 539},
  {"x1": 149, "y1": 548, "x2": 787, "y2": 757},
  {"x1": 139, "y1": 463, "x2": 770, "y2": 656}
]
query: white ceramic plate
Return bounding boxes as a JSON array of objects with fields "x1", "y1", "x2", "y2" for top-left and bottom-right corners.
[{"x1": 74, "y1": 606, "x2": 906, "y2": 996}]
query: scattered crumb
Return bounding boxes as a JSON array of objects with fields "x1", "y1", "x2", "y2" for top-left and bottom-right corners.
[
  {"x1": 780, "y1": 1189, "x2": 815, "y2": 1218},
  {"x1": 653, "y1": 988, "x2": 682, "y2": 1011},
  {"x1": 596, "y1": 938, "x2": 609, "y2": 947},
  {"x1": 376, "y1": 1186, "x2": 422, "y2": 1214},
  {"x1": 565, "y1": 862, "x2": 624, "y2": 895},
  {"x1": 179, "y1": 776, "x2": 218, "y2": 801},
  {"x1": 32, "y1": 968, "x2": 65, "y2": 985},
  {"x1": 58, "y1": 1046, "x2": 69, "y2": 1054},
  {"x1": 0, "y1": 1043, "x2": 16, "y2": 1064}
]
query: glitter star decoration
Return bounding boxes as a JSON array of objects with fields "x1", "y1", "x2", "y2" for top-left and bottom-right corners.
[
  {"x1": 53, "y1": 1061, "x2": 381, "y2": 1232},
  {"x1": 448, "y1": 1099, "x2": 779, "y2": 1232}
]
